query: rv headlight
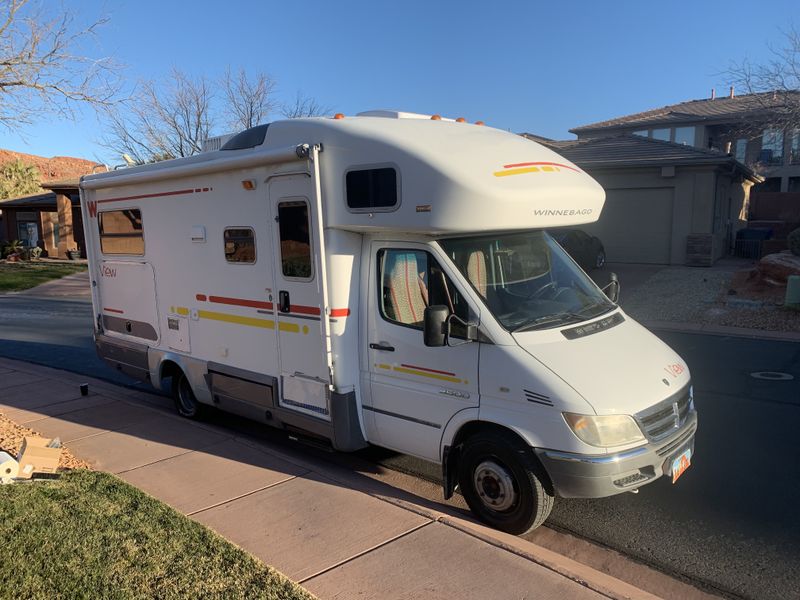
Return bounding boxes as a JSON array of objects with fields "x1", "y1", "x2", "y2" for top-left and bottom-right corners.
[{"x1": 562, "y1": 413, "x2": 645, "y2": 448}]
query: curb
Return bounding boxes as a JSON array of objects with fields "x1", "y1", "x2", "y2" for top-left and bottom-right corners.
[{"x1": 643, "y1": 320, "x2": 800, "y2": 342}]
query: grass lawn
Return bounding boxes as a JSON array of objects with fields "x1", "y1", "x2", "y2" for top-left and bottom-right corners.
[
  {"x1": 0, "y1": 261, "x2": 87, "y2": 292},
  {"x1": 0, "y1": 470, "x2": 315, "y2": 600}
]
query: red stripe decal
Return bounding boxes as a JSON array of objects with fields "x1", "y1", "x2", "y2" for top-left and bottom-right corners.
[
  {"x1": 103, "y1": 307, "x2": 124, "y2": 314},
  {"x1": 401, "y1": 363, "x2": 456, "y2": 377},
  {"x1": 502, "y1": 161, "x2": 581, "y2": 173},
  {"x1": 330, "y1": 308, "x2": 350, "y2": 317},
  {"x1": 97, "y1": 187, "x2": 212, "y2": 205},
  {"x1": 196, "y1": 294, "x2": 207, "y2": 302},
  {"x1": 209, "y1": 295, "x2": 273, "y2": 310},
  {"x1": 290, "y1": 304, "x2": 321, "y2": 316}
]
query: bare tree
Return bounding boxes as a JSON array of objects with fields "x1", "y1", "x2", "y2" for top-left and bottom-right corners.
[
  {"x1": 223, "y1": 67, "x2": 276, "y2": 131},
  {"x1": 280, "y1": 91, "x2": 330, "y2": 118},
  {"x1": 725, "y1": 26, "x2": 800, "y2": 134},
  {"x1": 103, "y1": 69, "x2": 214, "y2": 164},
  {"x1": 0, "y1": 0, "x2": 121, "y2": 130}
]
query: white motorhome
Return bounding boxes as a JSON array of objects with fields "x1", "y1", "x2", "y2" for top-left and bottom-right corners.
[{"x1": 79, "y1": 111, "x2": 697, "y2": 534}]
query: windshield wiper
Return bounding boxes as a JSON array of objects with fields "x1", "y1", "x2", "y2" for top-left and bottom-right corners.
[
  {"x1": 513, "y1": 312, "x2": 586, "y2": 333},
  {"x1": 577, "y1": 300, "x2": 616, "y2": 318}
]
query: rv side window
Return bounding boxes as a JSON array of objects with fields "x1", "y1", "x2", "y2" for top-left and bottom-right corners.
[
  {"x1": 278, "y1": 201, "x2": 313, "y2": 279},
  {"x1": 346, "y1": 167, "x2": 398, "y2": 211},
  {"x1": 98, "y1": 209, "x2": 144, "y2": 255},
  {"x1": 224, "y1": 228, "x2": 256, "y2": 263},
  {"x1": 378, "y1": 249, "x2": 471, "y2": 335}
]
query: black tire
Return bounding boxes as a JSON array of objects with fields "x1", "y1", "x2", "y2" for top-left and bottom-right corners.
[
  {"x1": 458, "y1": 431, "x2": 554, "y2": 535},
  {"x1": 171, "y1": 371, "x2": 204, "y2": 419}
]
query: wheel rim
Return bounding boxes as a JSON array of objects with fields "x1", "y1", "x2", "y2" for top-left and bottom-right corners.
[
  {"x1": 177, "y1": 376, "x2": 196, "y2": 414},
  {"x1": 473, "y1": 460, "x2": 517, "y2": 512}
]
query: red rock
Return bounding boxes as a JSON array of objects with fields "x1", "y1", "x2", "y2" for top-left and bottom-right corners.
[{"x1": 757, "y1": 251, "x2": 800, "y2": 284}]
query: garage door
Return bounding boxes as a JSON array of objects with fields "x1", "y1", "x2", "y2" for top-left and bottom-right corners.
[{"x1": 585, "y1": 187, "x2": 674, "y2": 264}]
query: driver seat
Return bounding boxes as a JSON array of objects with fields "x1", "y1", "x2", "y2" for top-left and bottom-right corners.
[{"x1": 467, "y1": 250, "x2": 487, "y2": 297}]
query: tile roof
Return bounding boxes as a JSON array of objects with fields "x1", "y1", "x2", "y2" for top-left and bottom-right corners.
[
  {"x1": 535, "y1": 134, "x2": 761, "y2": 181},
  {"x1": 571, "y1": 90, "x2": 800, "y2": 133},
  {"x1": 0, "y1": 191, "x2": 79, "y2": 208}
]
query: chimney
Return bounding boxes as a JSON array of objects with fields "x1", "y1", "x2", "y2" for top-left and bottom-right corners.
[
  {"x1": 711, "y1": 88, "x2": 716, "y2": 100},
  {"x1": 729, "y1": 86, "x2": 735, "y2": 99}
]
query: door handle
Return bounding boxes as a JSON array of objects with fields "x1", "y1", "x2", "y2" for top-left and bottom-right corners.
[
  {"x1": 279, "y1": 290, "x2": 290, "y2": 313},
  {"x1": 369, "y1": 342, "x2": 395, "y2": 352}
]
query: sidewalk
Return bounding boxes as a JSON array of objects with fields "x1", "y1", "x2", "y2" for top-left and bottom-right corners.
[
  {"x1": 12, "y1": 270, "x2": 91, "y2": 299},
  {"x1": 0, "y1": 357, "x2": 689, "y2": 600}
]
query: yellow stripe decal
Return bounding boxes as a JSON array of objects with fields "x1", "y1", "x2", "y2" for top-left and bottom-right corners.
[
  {"x1": 176, "y1": 306, "x2": 189, "y2": 316},
  {"x1": 197, "y1": 309, "x2": 275, "y2": 329},
  {"x1": 392, "y1": 366, "x2": 462, "y2": 384},
  {"x1": 494, "y1": 166, "x2": 542, "y2": 177},
  {"x1": 278, "y1": 321, "x2": 300, "y2": 333}
]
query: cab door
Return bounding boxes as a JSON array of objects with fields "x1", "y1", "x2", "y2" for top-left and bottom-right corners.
[{"x1": 366, "y1": 242, "x2": 479, "y2": 461}]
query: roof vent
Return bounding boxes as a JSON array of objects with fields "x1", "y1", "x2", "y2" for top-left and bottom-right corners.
[
  {"x1": 220, "y1": 124, "x2": 271, "y2": 151},
  {"x1": 201, "y1": 133, "x2": 235, "y2": 153}
]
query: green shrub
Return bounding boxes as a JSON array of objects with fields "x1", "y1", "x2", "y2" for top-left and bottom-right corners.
[{"x1": 789, "y1": 227, "x2": 800, "y2": 256}]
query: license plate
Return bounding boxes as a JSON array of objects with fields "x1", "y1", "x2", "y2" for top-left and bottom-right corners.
[{"x1": 671, "y1": 448, "x2": 692, "y2": 483}]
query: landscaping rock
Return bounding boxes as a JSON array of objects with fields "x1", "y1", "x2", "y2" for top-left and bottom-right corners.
[{"x1": 757, "y1": 251, "x2": 800, "y2": 285}]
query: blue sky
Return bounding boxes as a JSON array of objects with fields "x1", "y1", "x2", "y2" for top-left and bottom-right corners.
[{"x1": 0, "y1": 0, "x2": 795, "y2": 164}]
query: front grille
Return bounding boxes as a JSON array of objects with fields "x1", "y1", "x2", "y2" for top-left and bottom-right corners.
[{"x1": 636, "y1": 384, "x2": 692, "y2": 442}]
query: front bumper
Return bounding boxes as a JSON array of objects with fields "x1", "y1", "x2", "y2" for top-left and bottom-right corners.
[{"x1": 536, "y1": 410, "x2": 697, "y2": 498}]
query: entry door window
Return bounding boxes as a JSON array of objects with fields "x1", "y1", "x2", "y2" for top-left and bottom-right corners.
[
  {"x1": 378, "y1": 249, "x2": 472, "y2": 336},
  {"x1": 278, "y1": 201, "x2": 313, "y2": 280}
]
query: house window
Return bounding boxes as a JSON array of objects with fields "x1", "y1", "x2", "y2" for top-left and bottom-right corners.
[
  {"x1": 98, "y1": 209, "x2": 144, "y2": 255},
  {"x1": 788, "y1": 177, "x2": 800, "y2": 193},
  {"x1": 278, "y1": 201, "x2": 313, "y2": 279},
  {"x1": 651, "y1": 128, "x2": 670, "y2": 142},
  {"x1": 735, "y1": 139, "x2": 747, "y2": 163},
  {"x1": 674, "y1": 127, "x2": 695, "y2": 146},
  {"x1": 223, "y1": 228, "x2": 255, "y2": 263},
  {"x1": 632, "y1": 130, "x2": 648, "y2": 137},
  {"x1": 790, "y1": 129, "x2": 800, "y2": 164},
  {"x1": 346, "y1": 167, "x2": 398, "y2": 211},
  {"x1": 760, "y1": 129, "x2": 784, "y2": 165}
]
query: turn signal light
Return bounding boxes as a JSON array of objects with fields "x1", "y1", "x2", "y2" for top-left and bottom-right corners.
[{"x1": 242, "y1": 179, "x2": 256, "y2": 190}]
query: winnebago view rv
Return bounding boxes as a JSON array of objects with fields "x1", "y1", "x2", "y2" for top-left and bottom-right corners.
[{"x1": 79, "y1": 111, "x2": 697, "y2": 534}]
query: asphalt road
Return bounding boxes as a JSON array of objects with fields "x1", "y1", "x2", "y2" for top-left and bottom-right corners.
[{"x1": 1, "y1": 294, "x2": 798, "y2": 600}]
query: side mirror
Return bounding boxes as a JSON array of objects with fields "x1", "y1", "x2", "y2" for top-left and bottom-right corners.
[
  {"x1": 603, "y1": 272, "x2": 620, "y2": 304},
  {"x1": 423, "y1": 305, "x2": 449, "y2": 347}
]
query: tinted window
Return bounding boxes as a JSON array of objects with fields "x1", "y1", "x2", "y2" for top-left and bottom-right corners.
[
  {"x1": 346, "y1": 167, "x2": 398, "y2": 210},
  {"x1": 98, "y1": 209, "x2": 144, "y2": 255},
  {"x1": 278, "y1": 201, "x2": 312, "y2": 279},
  {"x1": 224, "y1": 228, "x2": 255, "y2": 263}
]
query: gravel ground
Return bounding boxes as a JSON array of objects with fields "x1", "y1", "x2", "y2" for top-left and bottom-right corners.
[
  {"x1": 0, "y1": 412, "x2": 91, "y2": 471},
  {"x1": 620, "y1": 265, "x2": 800, "y2": 332}
]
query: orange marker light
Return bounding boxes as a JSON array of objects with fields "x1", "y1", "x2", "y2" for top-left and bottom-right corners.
[
  {"x1": 431, "y1": 114, "x2": 442, "y2": 120},
  {"x1": 456, "y1": 117, "x2": 466, "y2": 123},
  {"x1": 333, "y1": 113, "x2": 345, "y2": 120},
  {"x1": 242, "y1": 179, "x2": 256, "y2": 190},
  {"x1": 475, "y1": 120, "x2": 485, "y2": 126}
]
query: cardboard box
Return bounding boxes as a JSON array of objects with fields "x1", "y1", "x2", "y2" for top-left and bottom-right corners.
[{"x1": 16, "y1": 437, "x2": 61, "y2": 479}]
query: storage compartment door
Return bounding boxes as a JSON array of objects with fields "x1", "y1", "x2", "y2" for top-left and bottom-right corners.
[{"x1": 97, "y1": 261, "x2": 161, "y2": 343}]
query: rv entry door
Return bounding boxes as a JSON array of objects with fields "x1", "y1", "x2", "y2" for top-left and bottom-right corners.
[{"x1": 269, "y1": 174, "x2": 330, "y2": 420}]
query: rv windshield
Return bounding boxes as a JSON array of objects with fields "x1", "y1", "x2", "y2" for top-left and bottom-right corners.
[{"x1": 438, "y1": 230, "x2": 615, "y2": 332}]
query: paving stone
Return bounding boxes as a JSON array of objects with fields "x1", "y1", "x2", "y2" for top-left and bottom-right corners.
[
  {"x1": 28, "y1": 401, "x2": 162, "y2": 442},
  {"x1": 0, "y1": 370, "x2": 48, "y2": 390},
  {"x1": 0, "y1": 378, "x2": 88, "y2": 411},
  {"x1": 121, "y1": 439, "x2": 309, "y2": 514},
  {"x1": 304, "y1": 522, "x2": 606, "y2": 599},
  {"x1": 69, "y1": 416, "x2": 231, "y2": 473},
  {"x1": 1, "y1": 393, "x2": 115, "y2": 424},
  {"x1": 194, "y1": 473, "x2": 429, "y2": 581}
]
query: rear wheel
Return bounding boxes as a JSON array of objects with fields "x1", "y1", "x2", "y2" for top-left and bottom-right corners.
[
  {"x1": 172, "y1": 371, "x2": 203, "y2": 419},
  {"x1": 458, "y1": 431, "x2": 554, "y2": 535}
]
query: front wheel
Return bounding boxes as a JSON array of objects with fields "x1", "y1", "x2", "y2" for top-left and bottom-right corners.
[
  {"x1": 172, "y1": 371, "x2": 204, "y2": 419},
  {"x1": 458, "y1": 431, "x2": 554, "y2": 535}
]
